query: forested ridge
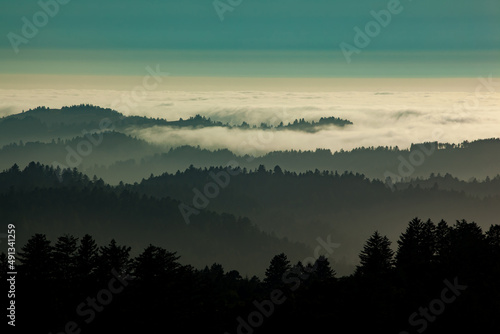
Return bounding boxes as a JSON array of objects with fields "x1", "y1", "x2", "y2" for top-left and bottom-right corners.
[
  {"x1": 0, "y1": 163, "x2": 310, "y2": 276},
  {"x1": 2, "y1": 162, "x2": 500, "y2": 276},
  {"x1": 2, "y1": 218, "x2": 499, "y2": 333},
  {"x1": 129, "y1": 164, "x2": 500, "y2": 266},
  {"x1": 0, "y1": 104, "x2": 352, "y2": 148},
  {"x1": 1, "y1": 106, "x2": 500, "y2": 184},
  {"x1": 1, "y1": 105, "x2": 499, "y2": 333}
]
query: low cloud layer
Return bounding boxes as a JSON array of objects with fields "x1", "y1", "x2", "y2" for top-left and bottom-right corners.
[{"x1": 1, "y1": 85, "x2": 499, "y2": 154}]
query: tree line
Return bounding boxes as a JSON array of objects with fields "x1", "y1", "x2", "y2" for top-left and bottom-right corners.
[{"x1": 2, "y1": 217, "x2": 499, "y2": 333}]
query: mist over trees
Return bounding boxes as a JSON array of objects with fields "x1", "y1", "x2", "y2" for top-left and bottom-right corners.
[
  {"x1": 126, "y1": 164, "x2": 500, "y2": 267},
  {"x1": 2, "y1": 105, "x2": 500, "y2": 332},
  {"x1": 0, "y1": 163, "x2": 310, "y2": 276},
  {"x1": 2, "y1": 106, "x2": 500, "y2": 185},
  {"x1": 0, "y1": 104, "x2": 352, "y2": 147},
  {"x1": 2, "y1": 132, "x2": 500, "y2": 186},
  {"x1": 2, "y1": 162, "x2": 500, "y2": 276}
]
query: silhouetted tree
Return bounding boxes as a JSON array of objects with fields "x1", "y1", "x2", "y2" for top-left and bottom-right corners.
[
  {"x1": 97, "y1": 239, "x2": 131, "y2": 278},
  {"x1": 207, "y1": 263, "x2": 225, "y2": 280},
  {"x1": 225, "y1": 269, "x2": 242, "y2": 281},
  {"x1": 434, "y1": 219, "x2": 452, "y2": 260},
  {"x1": 53, "y1": 234, "x2": 78, "y2": 280},
  {"x1": 265, "y1": 253, "x2": 291, "y2": 287},
  {"x1": 133, "y1": 244, "x2": 181, "y2": 281},
  {"x1": 75, "y1": 234, "x2": 99, "y2": 279},
  {"x1": 311, "y1": 255, "x2": 336, "y2": 282},
  {"x1": 486, "y1": 224, "x2": 500, "y2": 275},
  {"x1": 447, "y1": 219, "x2": 487, "y2": 273},
  {"x1": 396, "y1": 218, "x2": 435, "y2": 274},
  {"x1": 257, "y1": 164, "x2": 267, "y2": 174},
  {"x1": 355, "y1": 231, "x2": 394, "y2": 276},
  {"x1": 486, "y1": 224, "x2": 500, "y2": 251},
  {"x1": 273, "y1": 165, "x2": 283, "y2": 175},
  {"x1": 18, "y1": 233, "x2": 54, "y2": 280}
]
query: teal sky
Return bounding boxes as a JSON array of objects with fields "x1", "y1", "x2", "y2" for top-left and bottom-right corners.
[{"x1": 1, "y1": 0, "x2": 499, "y2": 77}]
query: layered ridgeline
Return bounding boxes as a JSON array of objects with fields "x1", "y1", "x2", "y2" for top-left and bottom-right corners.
[
  {"x1": 394, "y1": 173, "x2": 500, "y2": 198},
  {"x1": 0, "y1": 104, "x2": 352, "y2": 147},
  {"x1": 125, "y1": 165, "x2": 500, "y2": 265},
  {"x1": 0, "y1": 163, "x2": 311, "y2": 276},
  {"x1": 2, "y1": 134, "x2": 500, "y2": 185},
  {"x1": 1, "y1": 106, "x2": 500, "y2": 184},
  {"x1": 4, "y1": 162, "x2": 499, "y2": 274},
  {"x1": 84, "y1": 140, "x2": 500, "y2": 184}
]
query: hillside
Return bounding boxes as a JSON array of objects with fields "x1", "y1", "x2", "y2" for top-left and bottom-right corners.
[
  {"x1": 0, "y1": 104, "x2": 352, "y2": 147},
  {"x1": 0, "y1": 163, "x2": 311, "y2": 276},
  {"x1": 122, "y1": 165, "x2": 500, "y2": 265}
]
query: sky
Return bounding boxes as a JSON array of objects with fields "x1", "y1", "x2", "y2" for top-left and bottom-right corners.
[
  {"x1": 0, "y1": 0, "x2": 499, "y2": 152},
  {"x1": 0, "y1": 0, "x2": 499, "y2": 77}
]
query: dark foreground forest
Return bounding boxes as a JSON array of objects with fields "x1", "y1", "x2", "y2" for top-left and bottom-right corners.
[{"x1": 2, "y1": 217, "x2": 499, "y2": 333}]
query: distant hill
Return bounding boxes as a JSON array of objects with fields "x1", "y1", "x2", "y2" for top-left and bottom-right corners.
[
  {"x1": 86, "y1": 138, "x2": 500, "y2": 184},
  {"x1": 2, "y1": 105, "x2": 500, "y2": 186},
  {"x1": 0, "y1": 104, "x2": 353, "y2": 147},
  {"x1": 0, "y1": 163, "x2": 311, "y2": 276},
  {"x1": 3, "y1": 134, "x2": 500, "y2": 186},
  {"x1": 3, "y1": 161, "x2": 500, "y2": 275},
  {"x1": 125, "y1": 165, "x2": 500, "y2": 267},
  {"x1": 0, "y1": 131, "x2": 159, "y2": 172},
  {"x1": 0, "y1": 104, "x2": 164, "y2": 146},
  {"x1": 394, "y1": 172, "x2": 500, "y2": 198}
]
